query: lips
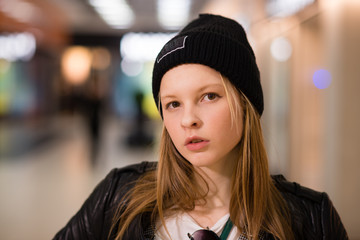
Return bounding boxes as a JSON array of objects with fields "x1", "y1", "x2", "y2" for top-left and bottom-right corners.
[{"x1": 185, "y1": 136, "x2": 209, "y2": 151}]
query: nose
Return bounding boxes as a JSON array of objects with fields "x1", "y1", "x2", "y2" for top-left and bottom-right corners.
[{"x1": 181, "y1": 106, "x2": 202, "y2": 129}]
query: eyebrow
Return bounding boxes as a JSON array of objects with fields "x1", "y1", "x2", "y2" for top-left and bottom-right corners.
[
  {"x1": 160, "y1": 95, "x2": 177, "y2": 101},
  {"x1": 160, "y1": 83, "x2": 224, "y2": 100}
]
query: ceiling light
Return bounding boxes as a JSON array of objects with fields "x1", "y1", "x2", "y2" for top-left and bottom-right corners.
[
  {"x1": 88, "y1": 0, "x2": 134, "y2": 29},
  {"x1": 120, "y1": 32, "x2": 175, "y2": 62},
  {"x1": 157, "y1": 0, "x2": 191, "y2": 30},
  {"x1": 266, "y1": 0, "x2": 315, "y2": 17},
  {"x1": 0, "y1": 0, "x2": 39, "y2": 24}
]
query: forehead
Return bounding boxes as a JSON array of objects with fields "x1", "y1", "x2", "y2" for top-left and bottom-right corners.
[{"x1": 160, "y1": 64, "x2": 223, "y2": 95}]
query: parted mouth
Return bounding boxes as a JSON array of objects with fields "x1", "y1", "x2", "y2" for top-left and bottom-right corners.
[{"x1": 185, "y1": 136, "x2": 208, "y2": 145}]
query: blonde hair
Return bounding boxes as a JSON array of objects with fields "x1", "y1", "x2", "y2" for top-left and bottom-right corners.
[
  {"x1": 221, "y1": 76, "x2": 293, "y2": 239},
  {"x1": 111, "y1": 75, "x2": 293, "y2": 240}
]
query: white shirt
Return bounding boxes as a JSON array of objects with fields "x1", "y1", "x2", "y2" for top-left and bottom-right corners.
[{"x1": 155, "y1": 213, "x2": 241, "y2": 240}]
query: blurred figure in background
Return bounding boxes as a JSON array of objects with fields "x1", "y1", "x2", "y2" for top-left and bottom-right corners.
[
  {"x1": 82, "y1": 72, "x2": 105, "y2": 165},
  {"x1": 125, "y1": 90, "x2": 154, "y2": 148}
]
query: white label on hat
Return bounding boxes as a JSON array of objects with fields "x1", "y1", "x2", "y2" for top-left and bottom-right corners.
[{"x1": 157, "y1": 35, "x2": 188, "y2": 63}]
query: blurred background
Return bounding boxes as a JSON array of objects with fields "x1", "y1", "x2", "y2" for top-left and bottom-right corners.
[{"x1": 0, "y1": 0, "x2": 359, "y2": 239}]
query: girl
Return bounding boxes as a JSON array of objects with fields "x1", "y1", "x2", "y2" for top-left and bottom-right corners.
[{"x1": 54, "y1": 14, "x2": 348, "y2": 240}]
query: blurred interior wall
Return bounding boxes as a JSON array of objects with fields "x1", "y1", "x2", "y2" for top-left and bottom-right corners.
[
  {"x1": 255, "y1": 1, "x2": 360, "y2": 238},
  {"x1": 292, "y1": 2, "x2": 360, "y2": 237},
  {"x1": 323, "y1": 1, "x2": 360, "y2": 237}
]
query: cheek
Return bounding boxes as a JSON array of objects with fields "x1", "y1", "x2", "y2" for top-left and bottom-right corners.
[
  {"x1": 208, "y1": 105, "x2": 232, "y2": 126},
  {"x1": 211, "y1": 106, "x2": 242, "y2": 140}
]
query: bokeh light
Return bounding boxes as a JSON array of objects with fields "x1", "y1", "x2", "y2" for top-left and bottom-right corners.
[
  {"x1": 121, "y1": 58, "x2": 144, "y2": 77},
  {"x1": 313, "y1": 69, "x2": 332, "y2": 89},
  {"x1": 270, "y1": 36, "x2": 292, "y2": 62},
  {"x1": 143, "y1": 93, "x2": 160, "y2": 120},
  {"x1": 120, "y1": 32, "x2": 175, "y2": 62},
  {"x1": 91, "y1": 47, "x2": 111, "y2": 70},
  {"x1": 61, "y1": 46, "x2": 92, "y2": 85},
  {"x1": 0, "y1": 32, "x2": 36, "y2": 62}
]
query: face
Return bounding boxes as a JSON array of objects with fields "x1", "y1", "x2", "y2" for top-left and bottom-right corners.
[{"x1": 160, "y1": 64, "x2": 243, "y2": 172}]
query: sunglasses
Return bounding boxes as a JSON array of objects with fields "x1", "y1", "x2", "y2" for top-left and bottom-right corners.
[
  {"x1": 187, "y1": 218, "x2": 233, "y2": 240},
  {"x1": 187, "y1": 229, "x2": 221, "y2": 240}
]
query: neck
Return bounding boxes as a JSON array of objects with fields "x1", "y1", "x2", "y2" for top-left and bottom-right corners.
[
  {"x1": 195, "y1": 155, "x2": 236, "y2": 210},
  {"x1": 189, "y1": 162, "x2": 235, "y2": 228},
  {"x1": 187, "y1": 149, "x2": 238, "y2": 228}
]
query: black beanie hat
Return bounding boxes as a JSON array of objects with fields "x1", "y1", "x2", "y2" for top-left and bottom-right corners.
[{"x1": 152, "y1": 13, "x2": 264, "y2": 116}]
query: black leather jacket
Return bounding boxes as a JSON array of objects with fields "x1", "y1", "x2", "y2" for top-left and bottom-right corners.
[{"x1": 53, "y1": 161, "x2": 348, "y2": 240}]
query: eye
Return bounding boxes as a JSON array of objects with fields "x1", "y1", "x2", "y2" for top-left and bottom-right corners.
[
  {"x1": 202, "y1": 93, "x2": 220, "y2": 102},
  {"x1": 165, "y1": 101, "x2": 180, "y2": 109}
]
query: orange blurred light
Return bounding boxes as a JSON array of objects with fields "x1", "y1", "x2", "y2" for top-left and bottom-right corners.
[
  {"x1": 61, "y1": 46, "x2": 92, "y2": 85},
  {"x1": 91, "y1": 47, "x2": 111, "y2": 70}
]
